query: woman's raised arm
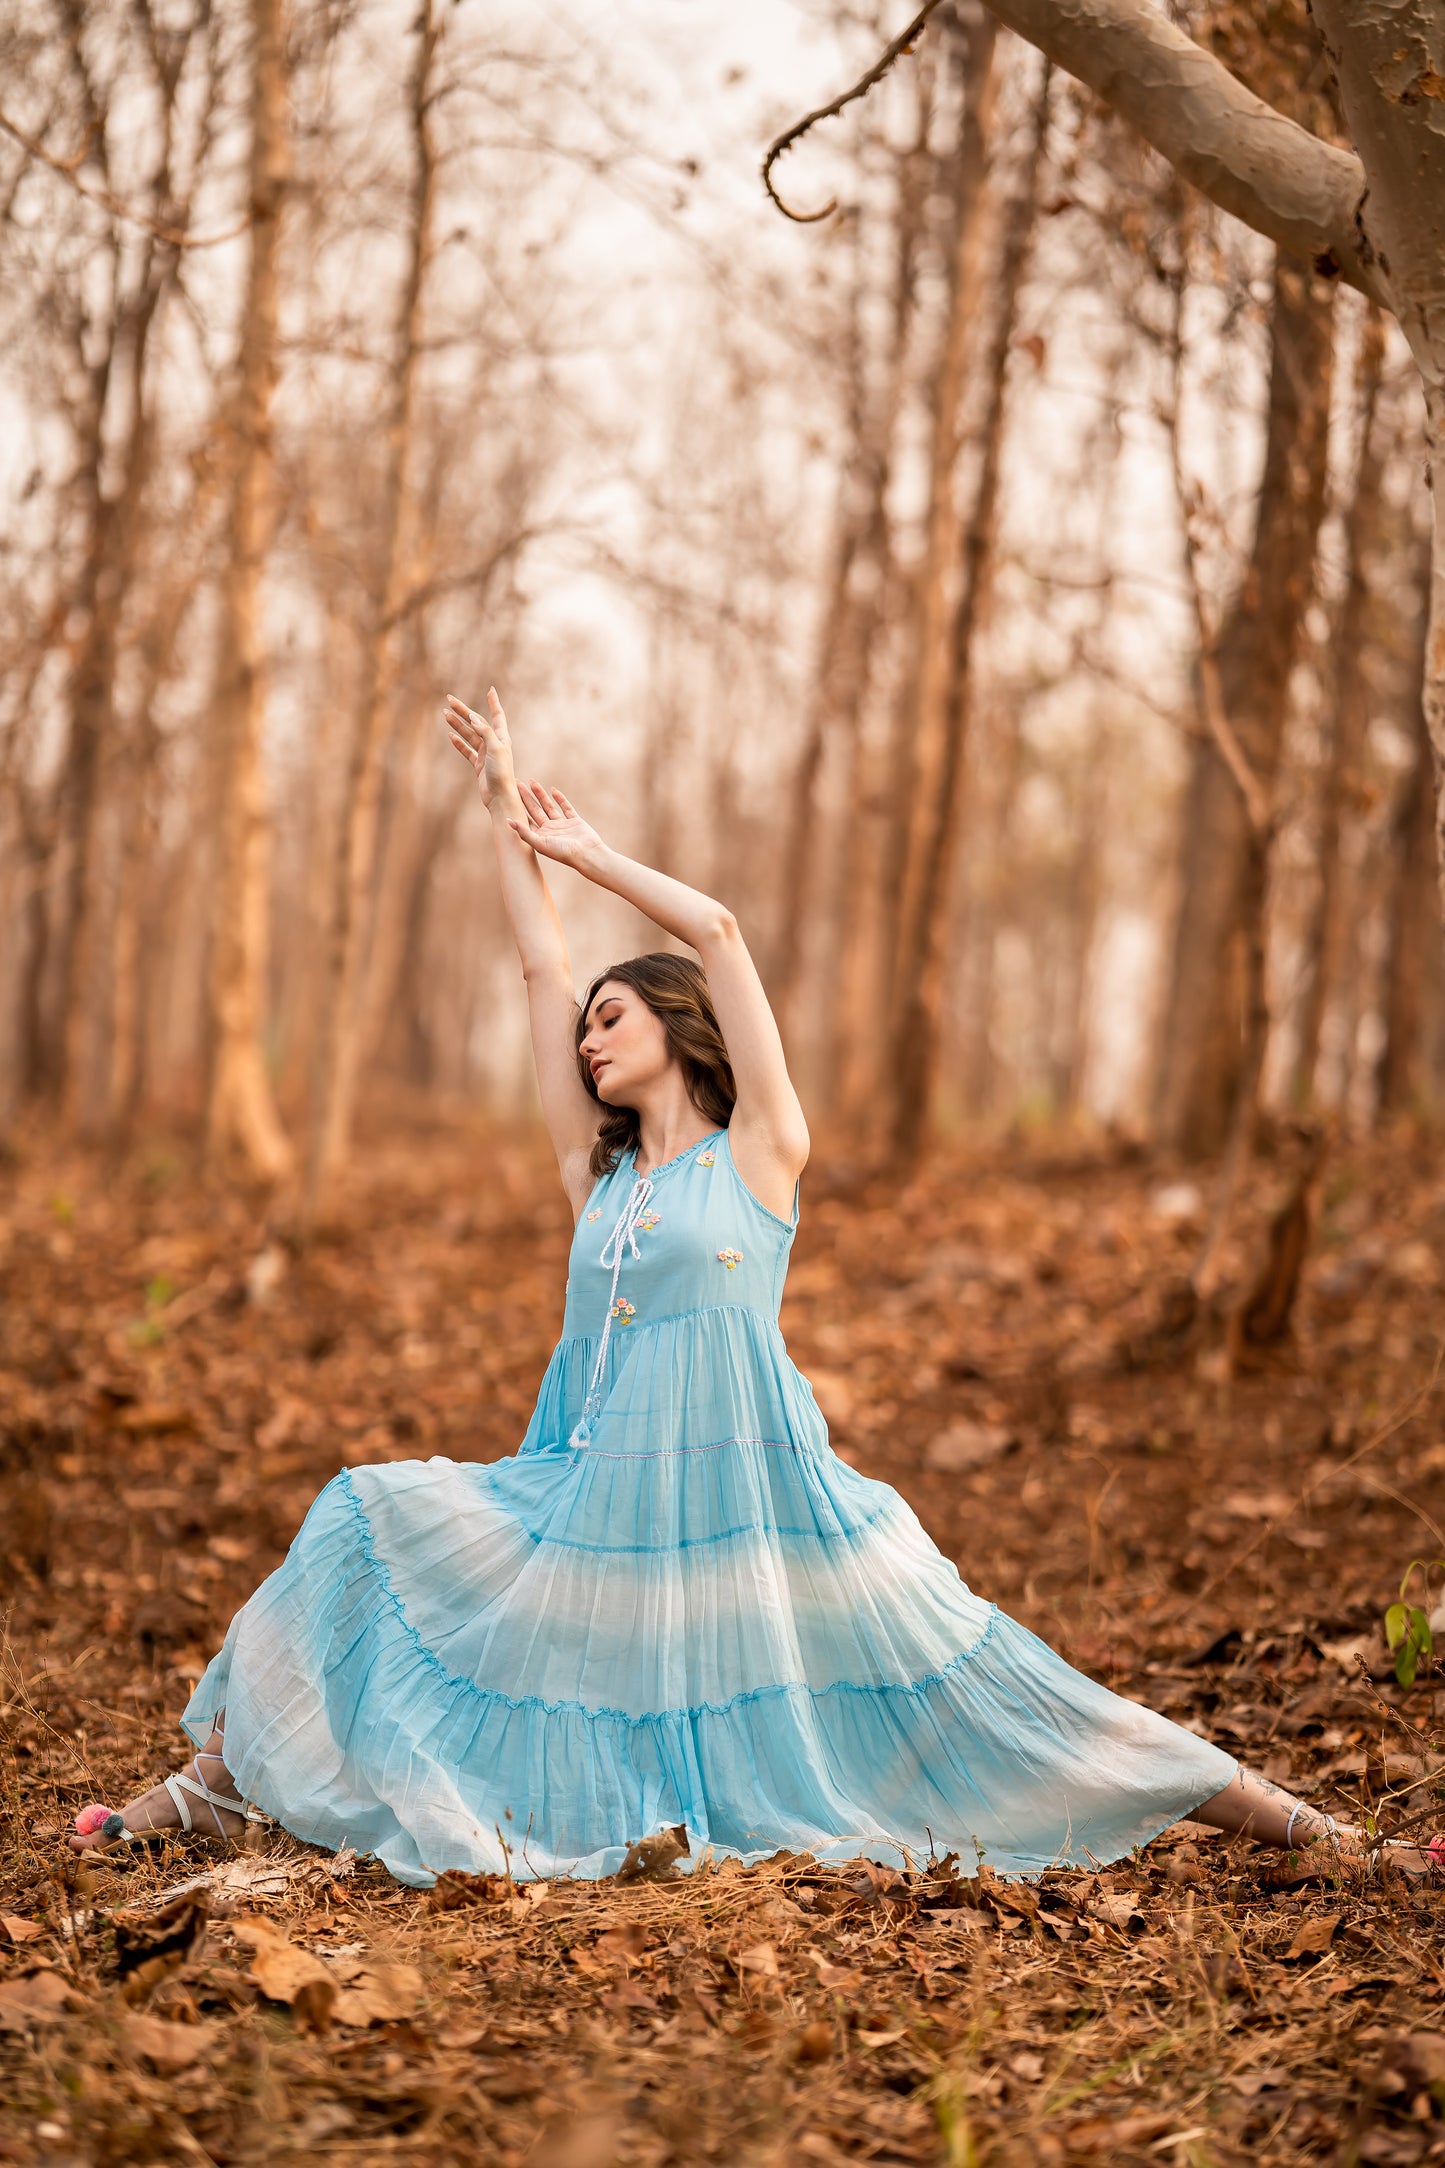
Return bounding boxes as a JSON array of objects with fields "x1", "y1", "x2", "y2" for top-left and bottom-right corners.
[
  {"x1": 445, "y1": 692, "x2": 598, "y2": 1212},
  {"x1": 505, "y1": 780, "x2": 809, "y2": 1221}
]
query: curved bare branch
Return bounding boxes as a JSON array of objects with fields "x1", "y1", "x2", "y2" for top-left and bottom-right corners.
[{"x1": 762, "y1": 0, "x2": 944, "y2": 223}]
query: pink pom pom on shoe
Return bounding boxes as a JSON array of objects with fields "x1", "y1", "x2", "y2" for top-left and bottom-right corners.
[{"x1": 74, "y1": 1804, "x2": 113, "y2": 1836}]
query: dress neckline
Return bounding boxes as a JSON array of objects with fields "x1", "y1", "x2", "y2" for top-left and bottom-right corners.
[{"x1": 627, "y1": 1129, "x2": 725, "y2": 1181}]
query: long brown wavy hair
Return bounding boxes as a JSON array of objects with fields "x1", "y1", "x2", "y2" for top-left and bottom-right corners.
[{"x1": 576, "y1": 953, "x2": 736, "y2": 1176}]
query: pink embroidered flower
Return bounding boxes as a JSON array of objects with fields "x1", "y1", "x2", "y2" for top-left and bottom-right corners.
[
  {"x1": 586, "y1": 1209, "x2": 602, "y2": 1223},
  {"x1": 717, "y1": 1248, "x2": 743, "y2": 1270},
  {"x1": 610, "y1": 1297, "x2": 636, "y2": 1324},
  {"x1": 697, "y1": 1152, "x2": 715, "y2": 1167},
  {"x1": 637, "y1": 1210, "x2": 661, "y2": 1231}
]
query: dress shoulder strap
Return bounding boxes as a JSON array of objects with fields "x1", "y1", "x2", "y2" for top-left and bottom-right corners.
[{"x1": 716, "y1": 1127, "x2": 800, "y2": 1235}]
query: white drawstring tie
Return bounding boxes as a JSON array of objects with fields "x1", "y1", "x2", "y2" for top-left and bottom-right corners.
[{"x1": 568, "y1": 1175, "x2": 654, "y2": 1448}]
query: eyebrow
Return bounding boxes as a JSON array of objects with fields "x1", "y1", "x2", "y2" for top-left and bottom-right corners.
[{"x1": 586, "y1": 994, "x2": 623, "y2": 1026}]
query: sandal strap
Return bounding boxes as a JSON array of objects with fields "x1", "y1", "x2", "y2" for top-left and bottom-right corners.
[{"x1": 163, "y1": 1770, "x2": 248, "y2": 1837}]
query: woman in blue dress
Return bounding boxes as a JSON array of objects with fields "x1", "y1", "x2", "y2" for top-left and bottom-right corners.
[{"x1": 72, "y1": 687, "x2": 1367, "y2": 1879}]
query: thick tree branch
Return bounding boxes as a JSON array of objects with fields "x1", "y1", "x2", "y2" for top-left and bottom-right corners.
[{"x1": 966, "y1": 0, "x2": 1390, "y2": 306}]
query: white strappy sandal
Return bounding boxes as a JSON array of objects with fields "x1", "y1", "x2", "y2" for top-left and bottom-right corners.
[{"x1": 74, "y1": 1752, "x2": 267, "y2": 1851}]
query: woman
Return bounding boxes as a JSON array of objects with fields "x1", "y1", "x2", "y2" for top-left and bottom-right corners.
[{"x1": 73, "y1": 688, "x2": 1359, "y2": 1881}]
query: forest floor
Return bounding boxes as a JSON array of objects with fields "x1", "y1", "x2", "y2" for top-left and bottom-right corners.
[{"x1": 3, "y1": 1109, "x2": 1445, "y2": 2168}]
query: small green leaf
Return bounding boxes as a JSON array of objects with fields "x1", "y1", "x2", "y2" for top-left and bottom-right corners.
[
  {"x1": 1386, "y1": 1603, "x2": 1408, "y2": 1651},
  {"x1": 1413, "y1": 1609, "x2": 1434, "y2": 1658}
]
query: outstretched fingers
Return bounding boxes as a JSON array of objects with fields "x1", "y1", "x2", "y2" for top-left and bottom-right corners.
[{"x1": 444, "y1": 693, "x2": 488, "y2": 752}]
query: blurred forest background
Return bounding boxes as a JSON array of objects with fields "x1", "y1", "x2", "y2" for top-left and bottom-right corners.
[{"x1": 0, "y1": 0, "x2": 1441, "y2": 1209}]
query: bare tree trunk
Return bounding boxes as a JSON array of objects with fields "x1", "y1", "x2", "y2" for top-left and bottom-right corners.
[
  {"x1": 205, "y1": 0, "x2": 292, "y2": 1182},
  {"x1": 56, "y1": 247, "x2": 177, "y2": 1135},
  {"x1": 1151, "y1": 258, "x2": 1334, "y2": 1156},
  {"x1": 1378, "y1": 540, "x2": 1443, "y2": 1117},
  {"x1": 1293, "y1": 307, "x2": 1387, "y2": 1105},
  {"x1": 868, "y1": 12, "x2": 999, "y2": 1122},
  {"x1": 12, "y1": 792, "x2": 57, "y2": 1107},
  {"x1": 305, "y1": 0, "x2": 437, "y2": 1219},
  {"x1": 772, "y1": 117, "x2": 919, "y2": 1052},
  {"x1": 1307, "y1": 3, "x2": 1445, "y2": 930},
  {"x1": 827, "y1": 68, "x2": 934, "y2": 1132},
  {"x1": 107, "y1": 532, "x2": 217, "y2": 1147},
  {"x1": 886, "y1": 59, "x2": 1051, "y2": 1164}
]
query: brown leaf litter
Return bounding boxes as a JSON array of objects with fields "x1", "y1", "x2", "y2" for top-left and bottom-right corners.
[{"x1": 5, "y1": 1120, "x2": 1445, "y2": 2162}]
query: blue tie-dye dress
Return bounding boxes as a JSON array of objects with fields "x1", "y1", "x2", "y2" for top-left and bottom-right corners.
[{"x1": 184, "y1": 1127, "x2": 1234, "y2": 1884}]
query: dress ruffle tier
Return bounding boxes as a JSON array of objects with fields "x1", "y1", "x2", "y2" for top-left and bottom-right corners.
[{"x1": 185, "y1": 1131, "x2": 1235, "y2": 1884}]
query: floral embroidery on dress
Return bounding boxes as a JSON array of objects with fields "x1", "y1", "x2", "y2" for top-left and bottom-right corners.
[
  {"x1": 717, "y1": 1248, "x2": 744, "y2": 1270},
  {"x1": 610, "y1": 1297, "x2": 637, "y2": 1324},
  {"x1": 636, "y1": 1210, "x2": 661, "y2": 1231},
  {"x1": 586, "y1": 1209, "x2": 602, "y2": 1223},
  {"x1": 697, "y1": 1152, "x2": 715, "y2": 1167}
]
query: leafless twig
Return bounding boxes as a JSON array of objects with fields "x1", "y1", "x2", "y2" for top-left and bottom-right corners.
[
  {"x1": 762, "y1": 0, "x2": 945, "y2": 223},
  {"x1": 0, "y1": 105, "x2": 248, "y2": 248}
]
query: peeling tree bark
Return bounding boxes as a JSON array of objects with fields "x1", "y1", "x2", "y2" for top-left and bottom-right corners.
[{"x1": 975, "y1": 0, "x2": 1386, "y2": 299}]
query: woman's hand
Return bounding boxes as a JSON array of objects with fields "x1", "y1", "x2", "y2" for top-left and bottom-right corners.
[
  {"x1": 445, "y1": 688, "x2": 516, "y2": 810},
  {"x1": 508, "y1": 782, "x2": 607, "y2": 873}
]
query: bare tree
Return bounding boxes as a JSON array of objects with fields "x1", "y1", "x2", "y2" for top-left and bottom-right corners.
[
  {"x1": 303, "y1": 0, "x2": 439, "y2": 1218},
  {"x1": 956, "y1": 0, "x2": 1445, "y2": 912},
  {"x1": 887, "y1": 54, "x2": 1053, "y2": 1162},
  {"x1": 205, "y1": 0, "x2": 292, "y2": 1180},
  {"x1": 1291, "y1": 305, "x2": 1388, "y2": 1107}
]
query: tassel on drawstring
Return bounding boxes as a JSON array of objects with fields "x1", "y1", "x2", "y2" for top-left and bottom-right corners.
[{"x1": 567, "y1": 1176, "x2": 655, "y2": 1450}]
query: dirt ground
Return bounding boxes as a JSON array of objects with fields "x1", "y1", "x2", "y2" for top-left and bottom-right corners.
[{"x1": 3, "y1": 1111, "x2": 1445, "y2": 2167}]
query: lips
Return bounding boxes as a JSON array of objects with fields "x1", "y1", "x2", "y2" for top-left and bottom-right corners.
[{"x1": 590, "y1": 1059, "x2": 610, "y2": 1083}]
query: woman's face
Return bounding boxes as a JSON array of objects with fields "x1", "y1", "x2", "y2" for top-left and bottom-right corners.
[{"x1": 579, "y1": 981, "x2": 672, "y2": 1106}]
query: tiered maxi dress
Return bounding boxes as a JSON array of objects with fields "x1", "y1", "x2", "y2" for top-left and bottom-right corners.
[{"x1": 184, "y1": 1128, "x2": 1236, "y2": 1885}]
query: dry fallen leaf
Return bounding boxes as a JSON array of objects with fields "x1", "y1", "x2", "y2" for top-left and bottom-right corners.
[
  {"x1": 113, "y1": 1892, "x2": 208, "y2": 2006},
  {"x1": 1064, "y1": 2111, "x2": 1175, "y2": 2153},
  {"x1": 595, "y1": 1923, "x2": 649, "y2": 1967},
  {"x1": 1286, "y1": 1914, "x2": 1340, "y2": 1960},
  {"x1": 333, "y1": 1959, "x2": 424, "y2": 2026},
  {"x1": 0, "y1": 1970, "x2": 80, "y2": 2031},
  {"x1": 616, "y1": 1824, "x2": 690, "y2": 1883},
  {"x1": 427, "y1": 1868, "x2": 504, "y2": 1911},
  {"x1": 0, "y1": 1914, "x2": 44, "y2": 1945},
  {"x1": 735, "y1": 1941, "x2": 779, "y2": 1978},
  {"x1": 121, "y1": 2013, "x2": 219, "y2": 2072},
  {"x1": 1089, "y1": 1891, "x2": 1145, "y2": 1935},
  {"x1": 233, "y1": 1918, "x2": 337, "y2": 2032},
  {"x1": 812, "y1": 1956, "x2": 863, "y2": 1991},
  {"x1": 794, "y1": 2018, "x2": 833, "y2": 2063}
]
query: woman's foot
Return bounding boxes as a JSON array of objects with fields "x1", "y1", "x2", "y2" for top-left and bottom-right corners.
[{"x1": 68, "y1": 1747, "x2": 248, "y2": 1855}]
